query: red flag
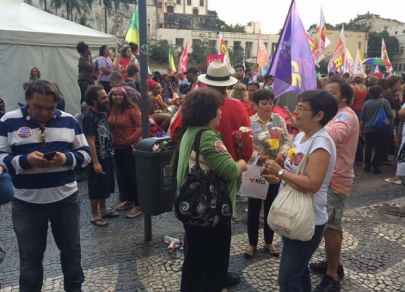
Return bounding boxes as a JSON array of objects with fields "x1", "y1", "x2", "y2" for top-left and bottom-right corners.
[
  {"x1": 328, "y1": 25, "x2": 345, "y2": 71},
  {"x1": 381, "y1": 38, "x2": 393, "y2": 74},
  {"x1": 178, "y1": 42, "x2": 189, "y2": 73}
]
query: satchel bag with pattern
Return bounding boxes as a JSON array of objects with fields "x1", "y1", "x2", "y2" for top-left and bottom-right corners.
[
  {"x1": 173, "y1": 128, "x2": 232, "y2": 228},
  {"x1": 267, "y1": 134, "x2": 331, "y2": 241}
]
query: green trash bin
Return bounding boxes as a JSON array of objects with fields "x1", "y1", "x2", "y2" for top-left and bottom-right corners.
[{"x1": 133, "y1": 137, "x2": 176, "y2": 215}]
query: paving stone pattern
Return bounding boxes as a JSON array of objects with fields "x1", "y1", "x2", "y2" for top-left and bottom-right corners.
[{"x1": 1, "y1": 162, "x2": 405, "y2": 291}]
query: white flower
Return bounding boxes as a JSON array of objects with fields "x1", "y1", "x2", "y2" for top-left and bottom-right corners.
[
  {"x1": 239, "y1": 126, "x2": 251, "y2": 133},
  {"x1": 258, "y1": 132, "x2": 270, "y2": 141}
]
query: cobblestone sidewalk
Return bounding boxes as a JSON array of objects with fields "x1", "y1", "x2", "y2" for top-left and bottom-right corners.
[{"x1": 0, "y1": 162, "x2": 404, "y2": 291}]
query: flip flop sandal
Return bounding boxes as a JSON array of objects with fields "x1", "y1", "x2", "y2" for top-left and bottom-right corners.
[
  {"x1": 102, "y1": 211, "x2": 120, "y2": 218},
  {"x1": 90, "y1": 218, "x2": 108, "y2": 226}
]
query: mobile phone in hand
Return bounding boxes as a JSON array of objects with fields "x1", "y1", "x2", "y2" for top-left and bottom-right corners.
[{"x1": 43, "y1": 151, "x2": 57, "y2": 160}]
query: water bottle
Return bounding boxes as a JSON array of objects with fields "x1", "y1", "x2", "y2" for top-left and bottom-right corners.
[{"x1": 163, "y1": 235, "x2": 179, "y2": 244}]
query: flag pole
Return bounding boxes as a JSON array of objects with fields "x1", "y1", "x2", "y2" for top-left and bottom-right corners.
[
  {"x1": 267, "y1": 0, "x2": 295, "y2": 76},
  {"x1": 256, "y1": 29, "x2": 260, "y2": 70}
]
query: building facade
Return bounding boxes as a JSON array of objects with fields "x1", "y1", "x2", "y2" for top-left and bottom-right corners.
[
  {"x1": 350, "y1": 13, "x2": 404, "y2": 33},
  {"x1": 387, "y1": 25, "x2": 405, "y2": 74},
  {"x1": 308, "y1": 28, "x2": 368, "y2": 61},
  {"x1": 158, "y1": 28, "x2": 279, "y2": 63}
]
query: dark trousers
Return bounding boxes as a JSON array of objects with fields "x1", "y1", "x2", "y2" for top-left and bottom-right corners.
[
  {"x1": 99, "y1": 81, "x2": 111, "y2": 94},
  {"x1": 364, "y1": 131, "x2": 384, "y2": 167},
  {"x1": 78, "y1": 80, "x2": 91, "y2": 104},
  {"x1": 12, "y1": 195, "x2": 83, "y2": 292},
  {"x1": 381, "y1": 133, "x2": 394, "y2": 161},
  {"x1": 181, "y1": 223, "x2": 231, "y2": 292},
  {"x1": 355, "y1": 110, "x2": 364, "y2": 162},
  {"x1": 247, "y1": 183, "x2": 280, "y2": 246},
  {"x1": 114, "y1": 148, "x2": 139, "y2": 205}
]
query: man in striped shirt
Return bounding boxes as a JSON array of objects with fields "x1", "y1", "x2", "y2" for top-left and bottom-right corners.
[{"x1": 0, "y1": 80, "x2": 91, "y2": 292}]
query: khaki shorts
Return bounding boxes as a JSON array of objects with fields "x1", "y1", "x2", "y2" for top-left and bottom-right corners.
[{"x1": 326, "y1": 186, "x2": 347, "y2": 230}]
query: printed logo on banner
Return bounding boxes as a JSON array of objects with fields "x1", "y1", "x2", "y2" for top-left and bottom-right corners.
[{"x1": 249, "y1": 177, "x2": 266, "y2": 184}]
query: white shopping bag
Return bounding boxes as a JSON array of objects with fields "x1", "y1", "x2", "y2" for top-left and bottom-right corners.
[{"x1": 241, "y1": 157, "x2": 269, "y2": 200}]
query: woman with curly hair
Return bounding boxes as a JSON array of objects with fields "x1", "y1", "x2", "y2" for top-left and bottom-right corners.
[
  {"x1": 29, "y1": 67, "x2": 41, "y2": 81},
  {"x1": 77, "y1": 41, "x2": 96, "y2": 103},
  {"x1": 230, "y1": 83, "x2": 252, "y2": 114},
  {"x1": 176, "y1": 88, "x2": 247, "y2": 292},
  {"x1": 107, "y1": 86, "x2": 142, "y2": 218}
]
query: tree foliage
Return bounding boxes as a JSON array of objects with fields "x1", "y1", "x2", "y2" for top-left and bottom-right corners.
[
  {"x1": 208, "y1": 10, "x2": 245, "y2": 33},
  {"x1": 228, "y1": 45, "x2": 244, "y2": 66},
  {"x1": 148, "y1": 38, "x2": 170, "y2": 63},
  {"x1": 367, "y1": 30, "x2": 400, "y2": 58},
  {"x1": 191, "y1": 34, "x2": 217, "y2": 64}
]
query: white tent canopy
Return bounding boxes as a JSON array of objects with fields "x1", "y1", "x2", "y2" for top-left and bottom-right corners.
[{"x1": 0, "y1": 0, "x2": 117, "y2": 114}]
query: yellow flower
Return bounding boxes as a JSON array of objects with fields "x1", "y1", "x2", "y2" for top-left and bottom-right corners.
[
  {"x1": 269, "y1": 138, "x2": 279, "y2": 151},
  {"x1": 287, "y1": 148, "x2": 297, "y2": 159}
]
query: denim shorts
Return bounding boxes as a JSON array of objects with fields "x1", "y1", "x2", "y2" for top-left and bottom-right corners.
[{"x1": 326, "y1": 186, "x2": 347, "y2": 230}]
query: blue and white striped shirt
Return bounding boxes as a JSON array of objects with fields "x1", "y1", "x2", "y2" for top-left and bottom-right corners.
[{"x1": 0, "y1": 106, "x2": 92, "y2": 204}]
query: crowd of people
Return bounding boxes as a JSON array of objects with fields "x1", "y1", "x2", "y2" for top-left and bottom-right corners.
[{"x1": 0, "y1": 39, "x2": 404, "y2": 292}]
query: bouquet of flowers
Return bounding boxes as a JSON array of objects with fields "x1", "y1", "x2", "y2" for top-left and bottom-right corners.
[
  {"x1": 232, "y1": 126, "x2": 251, "y2": 160},
  {"x1": 258, "y1": 126, "x2": 284, "y2": 159}
]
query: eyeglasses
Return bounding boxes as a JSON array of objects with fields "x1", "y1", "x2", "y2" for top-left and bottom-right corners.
[
  {"x1": 295, "y1": 105, "x2": 313, "y2": 112},
  {"x1": 38, "y1": 127, "x2": 45, "y2": 147}
]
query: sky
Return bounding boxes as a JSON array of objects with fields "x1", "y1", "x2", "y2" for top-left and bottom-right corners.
[{"x1": 209, "y1": 0, "x2": 405, "y2": 34}]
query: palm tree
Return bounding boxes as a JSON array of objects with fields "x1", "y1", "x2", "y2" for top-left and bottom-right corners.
[{"x1": 50, "y1": 0, "x2": 85, "y2": 21}]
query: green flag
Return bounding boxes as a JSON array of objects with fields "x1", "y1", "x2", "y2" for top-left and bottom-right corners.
[
  {"x1": 168, "y1": 41, "x2": 176, "y2": 75},
  {"x1": 125, "y1": 8, "x2": 139, "y2": 45}
]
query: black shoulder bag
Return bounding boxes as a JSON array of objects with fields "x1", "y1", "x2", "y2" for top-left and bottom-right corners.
[{"x1": 173, "y1": 128, "x2": 233, "y2": 228}]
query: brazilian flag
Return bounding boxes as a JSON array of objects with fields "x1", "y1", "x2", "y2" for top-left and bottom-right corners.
[{"x1": 125, "y1": 8, "x2": 139, "y2": 45}]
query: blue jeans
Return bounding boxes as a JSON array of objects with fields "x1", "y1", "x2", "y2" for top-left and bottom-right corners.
[
  {"x1": 12, "y1": 194, "x2": 84, "y2": 292},
  {"x1": 278, "y1": 224, "x2": 326, "y2": 292}
]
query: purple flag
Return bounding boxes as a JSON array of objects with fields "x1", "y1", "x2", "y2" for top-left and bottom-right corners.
[
  {"x1": 329, "y1": 63, "x2": 337, "y2": 73},
  {"x1": 270, "y1": 1, "x2": 316, "y2": 99}
]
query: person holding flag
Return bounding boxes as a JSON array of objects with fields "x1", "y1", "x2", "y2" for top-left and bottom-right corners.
[{"x1": 125, "y1": 7, "x2": 139, "y2": 66}]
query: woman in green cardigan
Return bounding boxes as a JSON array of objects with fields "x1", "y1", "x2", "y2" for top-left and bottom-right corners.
[{"x1": 176, "y1": 88, "x2": 247, "y2": 292}]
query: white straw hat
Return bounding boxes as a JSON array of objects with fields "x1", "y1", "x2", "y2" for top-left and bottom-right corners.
[{"x1": 198, "y1": 61, "x2": 237, "y2": 87}]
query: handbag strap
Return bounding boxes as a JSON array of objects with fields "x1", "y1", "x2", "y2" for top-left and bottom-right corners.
[
  {"x1": 295, "y1": 133, "x2": 331, "y2": 176},
  {"x1": 381, "y1": 98, "x2": 385, "y2": 108},
  {"x1": 193, "y1": 128, "x2": 209, "y2": 168}
]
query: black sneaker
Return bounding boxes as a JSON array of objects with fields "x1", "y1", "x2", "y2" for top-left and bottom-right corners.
[
  {"x1": 314, "y1": 274, "x2": 341, "y2": 292},
  {"x1": 223, "y1": 272, "x2": 241, "y2": 288},
  {"x1": 309, "y1": 261, "x2": 344, "y2": 280}
]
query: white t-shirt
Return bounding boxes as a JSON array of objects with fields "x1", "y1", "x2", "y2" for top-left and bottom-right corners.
[{"x1": 281, "y1": 128, "x2": 336, "y2": 225}]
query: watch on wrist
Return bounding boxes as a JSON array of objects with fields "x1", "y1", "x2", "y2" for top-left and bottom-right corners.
[{"x1": 277, "y1": 169, "x2": 285, "y2": 178}]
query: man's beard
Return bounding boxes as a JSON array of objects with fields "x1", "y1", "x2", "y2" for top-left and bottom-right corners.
[{"x1": 97, "y1": 102, "x2": 110, "y2": 112}]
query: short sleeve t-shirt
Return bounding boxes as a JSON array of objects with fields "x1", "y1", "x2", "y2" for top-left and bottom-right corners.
[
  {"x1": 83, "y1": 108, "x2": 114, "y2": 162},
  {"x1": 281, "y1": 128, "x2": 336, "y2": 225},
  {"x1": 97, "y1": 56, "x2": 114, "y2": 82}
]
